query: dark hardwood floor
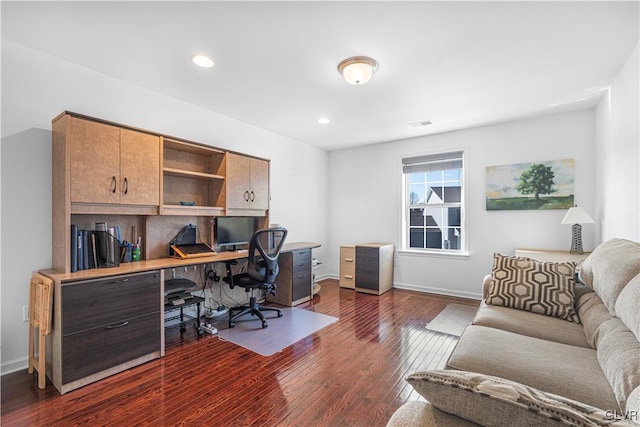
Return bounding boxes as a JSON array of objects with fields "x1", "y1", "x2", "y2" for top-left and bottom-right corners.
[{"x1": 1, "y1": 279, "x2": 478, "y2": 426}]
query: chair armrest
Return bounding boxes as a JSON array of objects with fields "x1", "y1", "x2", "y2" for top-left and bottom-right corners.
[{"x1": 482, "y1": 274, "x2": 492, "y2": 300}]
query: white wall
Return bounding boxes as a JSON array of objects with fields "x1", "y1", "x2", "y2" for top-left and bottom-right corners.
[
  {"x1": 328, "y1": 110, "x2": 596, "y2": 299},
  {"x1": 595, "y1": 43, "x2": 640, "y2": 243},
  {"x1": 0, "y1": 41, "x2": 329, "y2": 373}
]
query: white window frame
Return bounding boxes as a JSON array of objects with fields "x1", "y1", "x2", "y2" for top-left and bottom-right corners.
[{"x1": 400, "y1": 149, "x2": 468, "y2": 256}]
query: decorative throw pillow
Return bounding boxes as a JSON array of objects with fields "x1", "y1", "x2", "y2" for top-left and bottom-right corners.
[
  {"x1": 406, "y1": 370, "x2": 635, "y2": 426},
  {"x1": 486, "y1": 253, "x2": 579, "y2": 323}
]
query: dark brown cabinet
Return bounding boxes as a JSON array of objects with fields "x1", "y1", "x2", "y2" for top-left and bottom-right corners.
[
  {"x1": 355, "y1": 243, "x2": 394, "y2": 295},
  {"x1": 56, "y1": 271, "x2": 161, "y2": 393},
  {"x1": 268, "y1": 248, "x2": 313, "y2": 306}
]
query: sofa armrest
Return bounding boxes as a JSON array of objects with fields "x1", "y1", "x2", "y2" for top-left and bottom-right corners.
[{"x1": 482, "y1": 274, "x2": 492, "y2": 299}]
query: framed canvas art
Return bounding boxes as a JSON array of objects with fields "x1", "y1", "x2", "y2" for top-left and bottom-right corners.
[{"x1": 486, "y1": 158, "x2": 574, "y2": 210}]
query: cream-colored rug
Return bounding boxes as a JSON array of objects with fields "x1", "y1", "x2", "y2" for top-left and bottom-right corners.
[
  {"x1": 425, "y1": 303, "x2": 478, "y2": 336},
  {"x1": 215, "y1": 307, "x2": 337, "y2": 356}
]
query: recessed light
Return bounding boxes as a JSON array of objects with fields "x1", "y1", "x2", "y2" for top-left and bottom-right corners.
[
  {"x1": 317, "y1": 117, "x2": 331, "y2": 125},
  {"x1": 190, "y1": 54, "x2": 214, "y2": 68}
]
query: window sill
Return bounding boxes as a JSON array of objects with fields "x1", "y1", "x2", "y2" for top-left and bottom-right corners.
[{"x1": 398, "y1": 249, "x2": 470, "y2": 260}]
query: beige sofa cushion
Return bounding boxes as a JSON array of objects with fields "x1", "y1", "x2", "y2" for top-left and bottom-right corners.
[
  {"x1": 579, "y1": 238, "x2": 640, "y2": 316},
  {"x1": 596, "y1": 318, "x2": 640, "y2": 413},
  {"x1": 473, "y1": 301, "x2": 590, "y2": 348},
  {"x1": 386, "y1": 401, "x2": 478, "y2": 427},
  {"x1": 447, "y1": 325, "x2": 619, "y2": 411},
  {"x1": 578, "y1": 292, "x2": 615, "y2": 348},
  {"x1": 406, "y1": 370, "x2": 635, "y2": 426},
  {"x1": 615, "y1": 273, "x2": 640, "y2": 341},
  {"x1": 486, "y1": 253, "x2": 579, "y2": 323}
]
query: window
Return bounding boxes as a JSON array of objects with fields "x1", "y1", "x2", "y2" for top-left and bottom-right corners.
[{"x1": 402, "y1": 151, "x2": 465, "y2": 252}]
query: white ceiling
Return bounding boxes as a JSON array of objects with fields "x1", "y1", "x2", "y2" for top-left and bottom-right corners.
[{"x1": 2, "y1": 1, "x2": 638, "y2": 151}]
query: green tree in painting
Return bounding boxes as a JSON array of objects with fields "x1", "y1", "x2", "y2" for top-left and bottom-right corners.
[{"x1": 517, "y1": 163, "x2": 555, "y2": 200}]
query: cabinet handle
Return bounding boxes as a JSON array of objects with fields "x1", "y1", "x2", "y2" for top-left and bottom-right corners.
[
  {"x1": 344, "y1": 258, "x2": 354, "y2": 262},
  {"x1": 111, "y1": 176, "x2": 117, "y2": 194},
  {"x1": 345, "y1": 275, "x2": 353, "y2": 279},
  {"x1": 110, "y1": 278, "x2": 129, "y2": 284},
  {"x1": 123, "y1": 177, "x2": 128, "y2": 195},
  {"x1": 244, "y1": 190, "x2": 250, "y2": 202},
  {"x1": 250, "y1": 191, "x2": 255, "y2": 202},
  {"x1": 105, "y1": 321, "x2": 129, "y2": 329}
]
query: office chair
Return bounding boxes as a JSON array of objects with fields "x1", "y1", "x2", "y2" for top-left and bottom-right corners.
[{"x1": 224, "y1": 227, "x2": 288, "y2": 328}]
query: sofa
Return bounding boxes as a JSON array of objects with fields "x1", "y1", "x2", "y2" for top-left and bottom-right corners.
[{"x1": 388, "y1": 238, "x2": 640, "y2": 426}]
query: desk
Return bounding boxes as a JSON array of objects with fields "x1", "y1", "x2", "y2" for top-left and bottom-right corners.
[
  {"x1": 41, "y1": 242, "x2": 320, "y2": 283},
  {"x1": 39, "y1": 241, "x2": 320, "y2": 394}
]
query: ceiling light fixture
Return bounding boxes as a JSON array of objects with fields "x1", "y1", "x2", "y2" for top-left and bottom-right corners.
[
  {"x1": 337, "y1": 56, "x2": 378, "y2": 85},
  {"x1": 190, "y1": 54, "x2": 214, "y2": 68},
  {"x1": 317, "y1": 117, "x2": 331, "y2": 124}
]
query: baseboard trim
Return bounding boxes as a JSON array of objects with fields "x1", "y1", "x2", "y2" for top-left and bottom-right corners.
[
  {"x1": 317, "y1": 275, "x2": 481, "y2": 300},
  {"x1": 393, "y1": 282, "x2": 482, "y2": 300},
  {"x1": 1, "y1": 356, "x2": 28, "y2": 376}
]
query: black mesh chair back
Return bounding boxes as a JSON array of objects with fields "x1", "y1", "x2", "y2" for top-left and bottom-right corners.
[{"x1": 247, "y1": 227, "x2": 287, "y2": 284}]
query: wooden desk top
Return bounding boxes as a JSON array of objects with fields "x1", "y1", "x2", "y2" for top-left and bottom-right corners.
[{"x1": 40, "y1": 241, "x2": 321, "y2": 283}]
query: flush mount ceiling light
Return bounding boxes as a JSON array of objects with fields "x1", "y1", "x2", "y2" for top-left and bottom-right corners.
[
  {"x1": 337, "y1": 56, "x2": 378, "y2": 85},
  {"x1": 190, "y1": 54, "x2": 214, "y2": 68},
  {"x1": 317, "y1": 117, "x2": 331, "y2": 124}
]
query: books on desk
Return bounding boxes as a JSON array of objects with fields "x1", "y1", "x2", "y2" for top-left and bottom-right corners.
[{"x1": 71, "y1": 225, "x2": 120, "y2": 272}]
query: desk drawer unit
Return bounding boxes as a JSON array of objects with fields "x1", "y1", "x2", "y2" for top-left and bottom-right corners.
[
  {"x1": 268, "y1": 248, "x2": 313, "y2": 306},
  {"x1": 55, "y1": 270, "x2": 161, "y2": 393},
  {"x1": 62, "y1": 313, "x2": 159, "y2": 383},
  {"x1": 291, "y1": 249, "x2": 312, "y2": 302},
  {"x1": 339, "y1": 245, "x2": 356, "y2": 289},
  {"x1": 61, "y1": 272, "x2": 160, "y2": 334},
  {"x1": 355, "y1": 243, "x2": 394, "y2": 295}
]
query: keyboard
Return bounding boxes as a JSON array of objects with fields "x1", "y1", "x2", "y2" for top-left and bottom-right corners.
[{"x1": 164, "y1": 278, "x2": 197, "y2": 296}]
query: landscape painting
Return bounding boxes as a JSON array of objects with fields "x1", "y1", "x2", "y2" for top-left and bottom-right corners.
[{"x1": 486, "y1": 158, "x2": 574, "y2": 210}]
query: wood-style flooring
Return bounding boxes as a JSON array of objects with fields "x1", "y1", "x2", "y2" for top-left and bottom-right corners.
[{"x1": 1, "y1": 279, "x2": 478, "y2": 426}]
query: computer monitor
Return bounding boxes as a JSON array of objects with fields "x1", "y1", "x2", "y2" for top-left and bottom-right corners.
[{"x1": 214, "y1": 216, "x2": 258, "y2": 251}]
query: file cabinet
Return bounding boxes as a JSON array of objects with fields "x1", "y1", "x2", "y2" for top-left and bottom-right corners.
[
  {"x1": 339, "y1": 245, "x2": 356, "y2": 289},
  {"x1": 268, "y1": 248, "x2": 313, "y2": 306},
  {"x1": 52, "y1": 271, "x2": 162, "y2": 393},
  {"x1": 355, "y1": 243, "x2": 394, "y2": 295}
]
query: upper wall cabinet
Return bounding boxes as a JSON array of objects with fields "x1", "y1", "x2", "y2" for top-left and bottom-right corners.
[
  {"x1": 67, "y1": 116, "x2": 160, "y2": 212},
  {"x1": 161, "y1": 138, "x2": 226, "y2": 216},
  {"x1": 225, "y1": 153, "x2": 269, "y2": 215}
]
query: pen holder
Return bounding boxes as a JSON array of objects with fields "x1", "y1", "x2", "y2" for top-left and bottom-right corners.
[{"x1": 131, "y1": 248, "x2": 141, "y2": 262}]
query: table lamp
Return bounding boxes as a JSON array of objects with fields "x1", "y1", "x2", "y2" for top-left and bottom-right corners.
[{"x1": 561, "y1": 205, "x2": 594, "y2": 254}]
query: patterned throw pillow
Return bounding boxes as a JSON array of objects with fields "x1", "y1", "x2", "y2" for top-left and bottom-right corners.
[
  {"x1": 486, "y1": 253, "x2": 579, "y2": 323},
  {"x1": 406, "y1": 370, "x2": 635, "y2": 426}
]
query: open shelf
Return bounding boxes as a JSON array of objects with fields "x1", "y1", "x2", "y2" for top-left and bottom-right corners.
[
  {"x1": 161, "y1": 205, "x2": 224, "y2": 216},
  {"x1": 162, "y1": 137, "x2": 226, "y2": 214},
  {"x1": 163, "y1": 167, "x2": 224, "y2": 181}
]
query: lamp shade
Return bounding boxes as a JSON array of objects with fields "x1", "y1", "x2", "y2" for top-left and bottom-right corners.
[
  {"x1": 561, "y1": 206, "x2": 594, "y2": 225},
  {"x1": 337, "y1": 56, "x2": 378, "y2": 85}
]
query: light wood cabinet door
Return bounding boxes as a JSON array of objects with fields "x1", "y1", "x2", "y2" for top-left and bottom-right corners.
[
  {"x1": 249, "y1": 158, "x2": 269, "y2": 210},
  {"x1": 226, "y1": 153, "x2": 269, "y2": 212},
  {"x1": 70, "y1": 118, "x2": 120, "y2": 204},
  {"x1": 226, "y1": 153, "x2": 252, "y2": 209},
  {"x1": 120, "y1": 129, "x2": 160, "y2": 206},
  {"x1": 69, "y1": 118, "x2": 160, "y2": 206}
]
